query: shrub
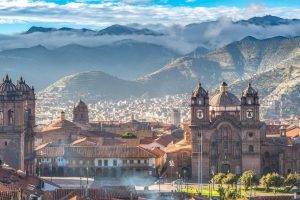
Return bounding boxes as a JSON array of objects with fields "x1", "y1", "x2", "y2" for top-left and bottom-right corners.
[
  {"x1": 222, "y1": 173, "x2": 237, "y2": 186},
  {"x1": 285, "y1": 172, "x2": 300, "y2": 186},
  {"x1": 240, "y1": 170, "x2": 259, "y2": 190},
  {"x1": 260, "y1": 173, "x2": 284, "y2": 191},
  {"x1": 213, "y1": 173, "x2": 226, "y2": 184}
]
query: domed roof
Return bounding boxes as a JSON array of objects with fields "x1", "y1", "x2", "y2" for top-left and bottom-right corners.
[
  {"x1": 192, "y1": 82, "x2": 208, "y2": 97},
  {"x1": 16, "y1": 77, "x2": 31, "y2": 93},
  {"x1": 210, "y1": 82, "x2": 240, "y2": 106},
  {"x1": 74, "y1": 99, "x2": 88, "y2": 109},
  {"x1": 0, "y1": 75, "x2": 17, "y2": 94},
  {"x1": 242, "y1": 83, "x2": 258, "y2": 97}
]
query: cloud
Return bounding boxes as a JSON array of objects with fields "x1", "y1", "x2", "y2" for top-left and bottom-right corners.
[
  {"x1": 0, "y1": 1, "x2": 300, "y2": 27},
  {"x1": 0, "y1": 1, "x2": 300, "y2": 54},
  {"x1": 123, "y1": 0, "x2": 152, "y2": 3}
]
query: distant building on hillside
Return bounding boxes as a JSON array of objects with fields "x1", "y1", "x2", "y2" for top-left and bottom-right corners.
[{"x1": 171, "y1": 109, "x2": 181, "y2": 125}]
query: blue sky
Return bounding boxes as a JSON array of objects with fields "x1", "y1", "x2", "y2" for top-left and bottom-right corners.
[{"x1": 0, "y1": 0, "x2": 300, "y2": 34}]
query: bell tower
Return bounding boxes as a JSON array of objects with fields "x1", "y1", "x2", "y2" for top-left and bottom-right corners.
[
  {"x1": 190, "y1": 82, "x2": 209, "y2": 125},
  {"x1": 240, "y1": 83, "x2": 259, "y2": 121},
  {"x1": 73, "y1": 99, "x2": 89, "y2": 124}
]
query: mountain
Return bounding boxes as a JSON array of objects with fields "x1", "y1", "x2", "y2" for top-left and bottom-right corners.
[
  {"x1": 24, "y1": 26, "x2": 96, "y2": 34},
  {"x1": 39, "y1": 71, "x2": 143, "y2": 101},
  {"x1": 0, "y1": 40, "x2": 179, "y2": 90},
  {"x1": 237, "y1": 15, "x2": 300, "y2": 26},
  {"x1": 23, "y1": 25, "x2": 163, "y2": 36},
  {"x1": 230, "y1": 65, "x2": 300, "y2": 119},
  {"x1": 138, "y1": 36, "x2": 300, "y2": 95},
  {"x1": 185, "y1": 47, "x2": 210, "y2": 58},
  {"x1": 97, "y1": 24, "x2": 164, "y2": 36},
  {"x1": 39, "y1": 35, "x2": 300, "y2": 106}
]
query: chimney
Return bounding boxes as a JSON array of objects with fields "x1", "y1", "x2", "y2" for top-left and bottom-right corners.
[{"x1": 61, "y1": 111, "x2": 65, "y2": 121}]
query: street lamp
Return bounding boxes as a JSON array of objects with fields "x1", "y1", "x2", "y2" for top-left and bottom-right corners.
[
  {"x1": 86, "y1": 167, "x2": 89, "y2": 188},
  {"x1": 158, "y1": 170, "x2": 161, "y2": 193},
  {"x1": 169, "y1": 160, "x2": 175, "y2": 184},
  {"x1": 197, "y1": 131, "x2": 203, "y2": 193},
  {"x1": 250, "y1": 174, "x2": 253, "y2": 197}
]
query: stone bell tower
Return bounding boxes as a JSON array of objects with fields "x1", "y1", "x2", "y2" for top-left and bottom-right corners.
[{"x1": 0, "y1": 75, "x2": 35, "y2": 175}]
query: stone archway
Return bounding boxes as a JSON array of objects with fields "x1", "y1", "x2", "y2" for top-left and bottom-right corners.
[
  {"x1": 181, "y1": 167, "x2": 191, "y2": 180},
  {"x1": 221, "y1": 164, "x2": 231, "y2": 173}
]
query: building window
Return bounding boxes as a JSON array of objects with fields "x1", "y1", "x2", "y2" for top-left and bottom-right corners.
[
  {"x1": 248, "y1": 145, "x2": 254, "y2": 153},
  {"x1": 8, "y1": 110, "x2": 14, "y2": 125},
  {"x1": 0, "y1": 111, "x2": 3, "y2": 126},
  {"x1": 122, "y1": 160, "x2": 127, "y2": 165},
  {"x1": 104, "y1": 160, "x2": 108, "y2": 166},
  {"x1": 4, "y1": 141, "x2": 7, "y2": 146},
  {"x1": 113, "y1": 160, "x2": 117, "y2": 166},
  {"x1": 98, "y1": 160, "x2": 102, "y2": 166},
  {"x1": 144, "y1": 160, "x2": 147, "y2": 164},
  {"x1": 223, "y1": 141, "x2": 228, "y2": 150},
  {"x1": 130, "y1": 160, "x2": 134, "y2": 164},
  {"x1": 248, "y1": 132, "x2": 254, "y2": 138},
  {"x1": 137, "y1": 160, "x2": 141, "y2": 164}
]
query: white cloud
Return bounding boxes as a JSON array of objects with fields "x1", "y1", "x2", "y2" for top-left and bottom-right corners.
[{"x1": 0, "y1": 1, "x2": 299, "y2": 27}]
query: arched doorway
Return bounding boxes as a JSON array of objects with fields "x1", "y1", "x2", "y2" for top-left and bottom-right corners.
[
  {"x1": 221, "y1": 164, "x2": 231, "y2": 173},
  {"x1": 263, "y1": 167, "x2": 272, "y2": 175},
  {"x1": 181, "y1": 167, "x2": 191, "y2": 180}
]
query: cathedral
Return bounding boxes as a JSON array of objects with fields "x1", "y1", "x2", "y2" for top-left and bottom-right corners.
[
  {"x1": 190, "y1": 82, "x2": 300, "y2": 180},
  {"x1": 0, "y1": 75, "x2": 35, "y2": 175}
]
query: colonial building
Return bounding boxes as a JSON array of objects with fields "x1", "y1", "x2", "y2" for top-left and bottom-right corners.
[
  {"x1": 190, "y1": 82, "x2": 300, "y2": 180},
  {"x1": 35, "y1": 144, "x2": 165, "y2": 178},
  {"x1": 0, "y1": 75, "x2": 35, "y2": 175}
]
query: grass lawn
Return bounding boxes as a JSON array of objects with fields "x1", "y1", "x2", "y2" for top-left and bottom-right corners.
[
  {"x1": 180, "y1": 187, "x2": 220, "y2": 196},
  {"x1": 179, "y1": 184, "x2": 296, "y2": 198}
]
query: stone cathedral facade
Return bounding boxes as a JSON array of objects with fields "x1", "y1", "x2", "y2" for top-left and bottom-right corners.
[
  {"x1": 190, "y1": 82, "x2": 300, "y2": 180},
  {"x1": 0, "y1": 75, "x2": 35, "y2": 175}
]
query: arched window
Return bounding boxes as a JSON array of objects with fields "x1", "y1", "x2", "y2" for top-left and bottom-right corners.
[
  {"x1": 264, "y1": 152, "x2": 270, "y2": 158},
  {"x1": 248, "y1": 145, "x2": 254, "y2": 153},
  {"x1": 8, "y1": 110, "x2": 14, "y2": 125},
  {"x1": 0, "y1": 111, "x2": 3, "y2": 126}
]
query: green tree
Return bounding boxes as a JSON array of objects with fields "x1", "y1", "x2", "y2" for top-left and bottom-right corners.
[
  {"x1": 240, "y1": 170, "x2": 258, "y2": 190},
  {"x1": 222, "y1": 173, "x2": 237, "y2": 186},
  {"x1": 260, "y1": 173, "x2": 284, "y2": 191},
  {"x1": 225, "y1": 188, "x2": 238, "y2": 200},
  {"x1": 285, "y1": 172, "x2": 300, "y2": 186},
  {"x1": 121, "y1": 132, "x2": 137, "y2": 139},
  {"x1": 213, "y1": 173, "x2": 226, "y2": 184},
  {"x1": 217, "y1": 185, "x2": 226, "y2": 200}
]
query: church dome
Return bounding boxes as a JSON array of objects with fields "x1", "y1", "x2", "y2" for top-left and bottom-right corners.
[
  {"x1": 0, "y1": 75, "x2": 17, "y2": 94},
  {"x1": 16, "y1": 77, "x2": 31, "y2": 93},
  {"x1": 242, "y1": 83, "x2": 258, "y2": 97},
  {"x1": 192, "y1": 82, "x2": 208, "y2": 97},
  {"x1": 74, "y1": 99, "x2": 88, "y2": 109},
  {"x1": 210, "y1": 82, "x2": 240, "y2": 106}
]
